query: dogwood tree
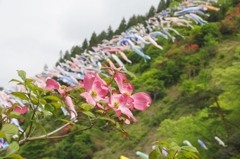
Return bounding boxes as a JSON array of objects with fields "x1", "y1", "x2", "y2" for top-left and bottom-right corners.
[{"x1": 0, "y1": 67, "x2": 152, "y2": 159}]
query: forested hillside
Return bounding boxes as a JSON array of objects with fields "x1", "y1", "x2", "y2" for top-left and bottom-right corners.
[{"x1": 18, "y1": 0, "x2": 240, "y2": 158}]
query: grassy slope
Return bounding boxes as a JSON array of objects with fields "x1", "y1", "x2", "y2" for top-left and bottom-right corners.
[{"x1": 92, "y1": 39, "x2": 240, "y2": 159}]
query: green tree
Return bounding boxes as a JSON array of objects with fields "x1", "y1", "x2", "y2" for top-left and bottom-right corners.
[
  {"x1": 166, "y1": 0, "x2": 174, "y2": 8},
  {"x1": 19, "y1": 140, "x2": 49, "y2": 159},
  {"x1": 169, "y1": 1, "x2": 180, "y2": 8},
  {"x1": 156, "y1": 115, "x2": 212, "y2": 158},
  {"x1": 156, "y1": 0, "x2": 166, "y2": 13},
  {"x1": 89, "y1": 32, "x2": 98, "y2": 48},
  {"x1": 212, "y1": 61, "x2": 240, "y2": 99},
  {"x1": 70, "y1": 46, "x2": 81, "y2": 57},
  {"x1": 146, "y1": 6, "x2": 156, "y2": 18},
  {"x1": 55, "y1": 50, "x2": 64, "y2": 66},
  {"x1": 106, "y1": 25, "x2": 114, "y2": 40},
  {"x1": 62, "y1": 50, "x2": 71, "y2": 61},
  {"x1": 115, "y1": 17, "x2": 127, "y2": 35},
  {"x1": 136, "y1": 15, "x2": 146, "y2": 24},
  {"x1": 81, "y1": 38, "x2": 89, "y2": 52},
  {"x1": 136, "y1": 68, "x2": 165, "y2": 101},
  {"x1": 127, "y1": 14, "x2": 138, "y2": 28},
  {"x1": 97, "y1": 30, "x2": 107, "y2": 43}
]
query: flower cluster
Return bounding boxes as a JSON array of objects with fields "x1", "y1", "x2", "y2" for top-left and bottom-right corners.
[
  {"x1": 45, "y1": 71, "x2": 152, "y2": 124},
  {"x1": 184, "y1": 43, "x2": 199, "y2": 54},
  {"x1": 80, "y1": 72, "x2": 152, "y2": 124},
  {"x1": 45, "y1": 78, "x2": 77, "y2": 120}
]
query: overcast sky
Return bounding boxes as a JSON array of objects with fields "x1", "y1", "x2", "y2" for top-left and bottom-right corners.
[{"x1": 0, "y1": 0, "x2": 160, "y2": 89}]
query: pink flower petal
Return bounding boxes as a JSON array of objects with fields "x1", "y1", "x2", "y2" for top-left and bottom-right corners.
[
  {"x1": 92, "y1": 81, "x2": 108, "y2": 97},
  {"x1": 116, "y1": 107, "x2": 137, "y2": 124},
  {"x1": 65, "y1": 96, "x2": 77, "y2": 120},
  {"x1": 83, "y1": 72, "x2": 96, "y2": 91},
  {"x1": 80, "y1": 92, "x2": 96, "y2": 106},
  {"x1": 114, "y1": 73, "x2": 133, "y2": 94},
  {"x1": 124, "y1": 119, "x2": 131, "y2": 124},
  {"x1": 67, "y1": 86, "x2": 73, "y2": 91},
  {"x1": 58, "y1": 88, "x2": 66, "y2": 97},
  {"x1": 81, "y1": 72, "x2": 109, "y2": 106},
  {"x1": 45, "y1": 79, "x2": 59, "y2": 90},
  {"x1": 13, "y1": 106, "x2": 28, "y2": 114},
  {"x1": 121, "y1": 83, "x2": 134, "y2": 95},
  {"x1": 114, "y1": 72, "x2": 127, "y2": 87},
  {"x1": 131, "y1": 92, "x2": 152, "y2": 111}
]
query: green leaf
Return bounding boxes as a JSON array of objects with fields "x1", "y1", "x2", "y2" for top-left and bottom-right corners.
[
  {"x1": 25, "y1": 78, "x2": 33, "y2": 84},
  {"x1": 33, "y1": 121, "x2": 46, "y2": 135},
  {"x1": 0, "y1": 131, "x2": 6, "y2": 138},
  {"x1": 53, "y1": 107, "x2": 59, "y2": 118},
  {"x1": 9, "y1": 79, "x2": 22, "y2": 84},
  {"x1": 26, "y1": 83, "x2": 40, "y2": 95},
  {"x1": 99, "y1": 116, "x2": 116, "y2": 124},
  {"x1": 115, "y1": 122, "x2": 124, "y2": 132},
  {"x1": 6, "y1": 153, "x2": 24, "y2": 159},
  {"x1": 155, "y1": 141, "x2": 171, "y2": 149},
  {"x1": 98, "y1": 100, "x2": 107, "y2": 106},
  {"x1": 1, "y1": 124, "x2": 18, "y2": 142},
  {"x1": 44, "y1": 104, "x2": 54, "y2": 112},
  {"x1": 149, "y1": 149, "x2": 160, "y2": 159},
  {"x1": 11, "y1": 103, "x2": 21, "y2": 107},
  {"x1": 167, "y1": 150, "x2": 176, "y2": 158},
  {"x1": 42, "y1": 109, "x2": 52, "y2": 117},
  {"x1": 25, "y1": 82, "x2": 44, "y2": 96},
  {"x1": 181, "y1": 146, "x2": 199, "y2": 153},
  {"x1": 80, "y1": 103, "x2": 94, "y2": 111},
  {"x1": 17, "y1": 70, "x2": 26, "y2": 81},
  {"x1": 78, "y1": 87, "x2": 85, "y2": 93},
  {"x1": 43, "y1": 96, "x2": 62, "y2": 102},
  {"x1": 6, "y1": 142, "x2": 19, "y2": 156},
  {"x1": 103, "y1": 77, "x2": 111, "y2": 85},
  {"x1": 8, "y1": 112, "x2": 23, "y2": 119},
  {"x1": 170, "y1": 142, "x2": 181, "y2": 151},
  {"x1": 11, "y1": 92, "x2": 28, "y2": 101},
  {"x1": 51, "y1": 102, "x2": 63, "y2": 108},
  {"x1": 180, "y1": 151, "x2": 199, "y2": 159},
  {"x1": 30, "y1": 94, "x2": 38, "y2": 105},
  {"x1": 40, "y1": 99, "x2": 46, "y2": 105},
  {"x1": 82, "y1": 111, "x2": 95, "y2": 118},
  {"x1": 95, "y1": 110, "x2": 105, "y2": 114}
]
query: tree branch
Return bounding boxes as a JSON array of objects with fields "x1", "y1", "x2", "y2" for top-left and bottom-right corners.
[
  {"x1": 214, "y1": 97, "x2": 229, "y2": 138},
  {"x1": 0, "y1": 120, "x2": 95, "y2": 153},
  {"x1": 20, "y1": 123, "x2": 94, "y2": 142}
]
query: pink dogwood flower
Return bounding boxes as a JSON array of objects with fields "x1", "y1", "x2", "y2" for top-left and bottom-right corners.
[
  {"x1": 13, "y1": 106, "x2": 28, "y2": 114},
  {"x1": 131, "y1": 92, "x2": 152, "y2": 111},
  {"x1": 114, "y1": 72, "x2": 133, "y2": 94},
  {"x1": 45, "y1": 78, "x2": 77, "y2": 120},
  {"x1": 80, "y1": 72, "x2": 109, "y2": 106},
  {"x1": 65, "y1": 96, "x2": 77, "y2": 120},
  {"x1": 108, "y1": 93, "x2": 137, "y2": 124},
  {"x1": 114, "y1": 72, "x2": 152, "y2": 111},
  {"x1": 45, "y1": 78, "x2": 59, "y2": 90},
  {"x1": 46, "y1": 78, "x2": 72, "y2": 97}
]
